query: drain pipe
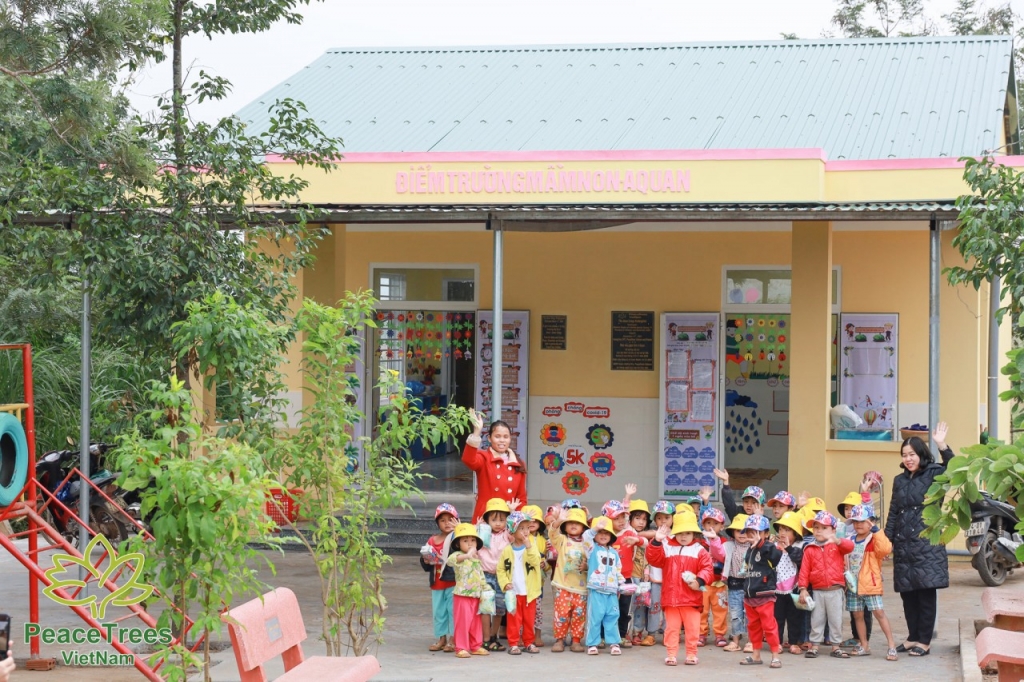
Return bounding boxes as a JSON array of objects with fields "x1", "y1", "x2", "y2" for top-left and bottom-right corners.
[
  {"x1": 987, "y1": 267, "x2": 1001, "y2": 441},
  {"x1": 490, "y1": 214, "x2": 503, "y2": 425},
  {"x1": 928, "y1": 218, "x2": 940, "y2": 457}
]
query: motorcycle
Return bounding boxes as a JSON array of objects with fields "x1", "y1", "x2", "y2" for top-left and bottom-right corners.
[
  {"x1": 35, "y1": 443, "x2": 131, "y2": 548},
  {"x1": 965, "y1": 490, "x2": 1023, "y2": 586}
]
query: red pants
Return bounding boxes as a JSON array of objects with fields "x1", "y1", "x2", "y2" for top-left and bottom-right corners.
[
  {"x1": 744, "y1": 599, "x2": 780, "y2": 654},
  {"x1": 452, "y1": 595, "x2": 482, "y2": 653},
  {"x1": 507, "y1": 594, "x2": 537, "y2": 647},
  {"x1": 664, "y1": 605, "x2": 701, "y2": 660},
  {"x1": 700, "y1": 583, "x2": 729, "y2": 638},
  {"x1": 553, "y1": 590, "x2": 587, "y2": 642}
]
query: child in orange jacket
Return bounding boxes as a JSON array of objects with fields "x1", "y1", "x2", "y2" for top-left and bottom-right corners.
[
  {"x1": 646, "y1": 512, "x2": 713, "y2": 666},
  {"x1": 844, "y1": 504, "x2": 899, "y2": 660}
]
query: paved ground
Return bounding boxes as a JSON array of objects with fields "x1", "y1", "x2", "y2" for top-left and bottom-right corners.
[{"x1": 1, "y1": 538, "x2": 1016, "y2": 681}]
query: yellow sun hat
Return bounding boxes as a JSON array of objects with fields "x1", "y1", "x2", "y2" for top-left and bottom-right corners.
[
  {"x1": 670, "y1": 513, "x2": 702, "y2": 536},
  {"x1": 725, "y1": 513, "x2": 749, "y2": 537},
  {"x1": 628, "y1": 499, "x2": 651, "y2": 515},
  {"x1": 521, "y1": 504, "x2": 546, "y2": 531},
  {"x1": 560, "y1": 507, "x2": 588, "y2": 532},
  {"x1": 590, "y1": 516, "x2": 618, "y2": 542},
  {"x1": 452, "y1": 523, "x2": 483, "y2": 549},
  {"x1": 484, "y1": 497, "x2": 511, "y2": 516},
  {"x1": 773, "y1": 511, "x2": 806, "y2": 537},
  {"x1": 837, "y1": 492, "x2": 863, "y2": 517}
]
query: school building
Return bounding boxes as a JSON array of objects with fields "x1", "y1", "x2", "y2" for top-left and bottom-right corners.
[{"x1": 236, "y1": 36, "x2": 1018, "y2": 512}]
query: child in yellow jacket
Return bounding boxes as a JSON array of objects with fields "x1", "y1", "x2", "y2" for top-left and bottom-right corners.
[
  {"x1": 844, "y1": 504, "x2": 898, "y2": 660},
  {"x1": 497, "y1": 512, "x2": 543, "y2": 654}
]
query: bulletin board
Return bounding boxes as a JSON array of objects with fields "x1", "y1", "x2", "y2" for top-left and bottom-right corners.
[
  {"x1": 659, "y1": 313, "x2": 721, "y2": 499},
  {"x1": 475, "y1": 310, "x2": 530, "y2": 461},
  {"x1": 838, "y1": 313, "x2": 898, "y2": 435}
]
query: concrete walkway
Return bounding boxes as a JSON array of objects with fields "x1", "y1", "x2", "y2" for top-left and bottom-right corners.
[{"x1": 1, "y1": 540, "x2": 1011, "y2": 681}]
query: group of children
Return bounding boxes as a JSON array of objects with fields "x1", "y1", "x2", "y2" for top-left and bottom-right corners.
[{"x1": 420, "y1": 470, "x2": 901, "y2": 667}]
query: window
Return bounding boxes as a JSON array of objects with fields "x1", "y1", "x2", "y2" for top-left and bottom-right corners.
[
  {"x1": 370, "y1": 264, "x2": 477, "y2": 310},
  {"x1": 377, "y1": 273, "x2": 407, "y2": 301},
  {"x1": 723, "y1": 266, "x2": 841, "y2": 312}
]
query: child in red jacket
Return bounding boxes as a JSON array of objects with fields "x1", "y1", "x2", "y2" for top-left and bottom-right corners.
[
  {"x1": 797, "y1": 511, "x2": 854, "y2": 659},
  {"x1": 646, "y1": 512, "x2": 713, "y2": 667}
]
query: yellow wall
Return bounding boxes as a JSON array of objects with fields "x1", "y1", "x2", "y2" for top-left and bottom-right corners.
[
  {"x1": 274, "y1": 157, "x2": 992, "y2": 205},
  {"x1": 327, "y1": 222, "x2": 996, "y2": 517}
]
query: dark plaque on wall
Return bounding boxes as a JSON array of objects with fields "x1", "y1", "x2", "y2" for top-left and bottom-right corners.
[
  {"x1": 611, "y1": 311, "x2": 655, "y2": 371},
  {"x1": 541, "y1": 315, "x2": 567, "y2": 350}
]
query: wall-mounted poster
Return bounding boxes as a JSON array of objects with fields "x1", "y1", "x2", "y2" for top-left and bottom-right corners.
[
  {"x1": 476, "y1": 311, "x2": 530, "y2": 462},
  {"x1": 838, "y1": 313, "x2": 898, "y2": 436},
  {"x1": 660, "y1": 313, "x2": 720, "y2": 500}
]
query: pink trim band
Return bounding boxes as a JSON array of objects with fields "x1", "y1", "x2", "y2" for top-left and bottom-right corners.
[
  {"x1": 264, "y1": 148, "x2": 829, "y2": 163},
  {"x1": 827, "y1": 156, "x2": 1024, "y2": 171}
]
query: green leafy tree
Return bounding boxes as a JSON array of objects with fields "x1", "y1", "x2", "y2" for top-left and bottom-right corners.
[
  {"x1": 270, "y1": 292, "x2": 471, "y2": 656},
  {"x1": 832, "y1": 0, "x2": 933, "y2": 37},
  {"x1": 114, "y1": 375, "x2": 279, "y2": 682},
  {"x1": 920, "y1": 156, "x2": 1024, "y2": 566}
]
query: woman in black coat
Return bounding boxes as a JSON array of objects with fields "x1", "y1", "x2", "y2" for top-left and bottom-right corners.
[{"x1": 884, "y1": 421, "x2": 952, "y2": 657}]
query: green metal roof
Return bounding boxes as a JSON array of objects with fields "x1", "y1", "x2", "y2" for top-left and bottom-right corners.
[{"x1": 236, "y1": 37, "x2": 1015, "y2": 160}]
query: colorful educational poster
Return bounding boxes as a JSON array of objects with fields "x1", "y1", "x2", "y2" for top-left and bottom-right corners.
[
  {"x1": 660, "y1": 313, "x2": 720, "y2": 499},
  {"x1": 476, "y1": 310, "x2": 530, "y2": 461},
  {"x1": 722, "y1": 313, "x2": 790, "y2": 497},
  {"x1": 839, "y1": 313, "x2": 898, "y2": 436}
]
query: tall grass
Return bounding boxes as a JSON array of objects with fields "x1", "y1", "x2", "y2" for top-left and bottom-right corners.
[{"x1": 0, "y1": 343, "x2": 151, "y2": 453}]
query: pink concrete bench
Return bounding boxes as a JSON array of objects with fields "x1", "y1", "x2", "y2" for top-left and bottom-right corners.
[
  {"x1": 223, "y1": 587, "x2": 381, "y2": 682},
  {"x1": 975, "y1": 627, "x2": 1024, "y2": 682},
  {"x1": 982, "y1": 587, "x2": 1024, "y2": 631}
]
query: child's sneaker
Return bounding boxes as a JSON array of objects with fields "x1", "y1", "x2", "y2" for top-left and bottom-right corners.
[
  {"x1": 570, "y1": 642, "x2": 586, "y2": 653},
  {"x1": 551, "y1": 640, "x2": 565, "y2": 653}
]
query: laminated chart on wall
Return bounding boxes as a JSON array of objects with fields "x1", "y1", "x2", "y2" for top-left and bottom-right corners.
[
  {"x1": 839, "y1": 313, "x2": 898, "y2": 434},
  {"x1": 476, "y1": 310, "x2": 530, "y2": 460},
  {"x1": 660, "y1": 313, "x2": 720, "y2": 500}
]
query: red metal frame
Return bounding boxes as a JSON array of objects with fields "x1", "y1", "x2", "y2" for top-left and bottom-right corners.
[
  {"x1": 0, "y1": 344, "x2": 40, "y2": 656},
  {"x1": 0, "y1": 343, "x2": 205, "y2": 679}
]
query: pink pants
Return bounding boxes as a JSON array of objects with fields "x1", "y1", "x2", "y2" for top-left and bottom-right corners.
[{"x1": 453, "y1": 595, "x2": 483, "y2": 652}]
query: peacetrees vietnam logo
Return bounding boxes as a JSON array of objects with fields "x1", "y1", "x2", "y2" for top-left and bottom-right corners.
[{"x1": 26, "y1": 534, "x2": 172, "y2": 666}]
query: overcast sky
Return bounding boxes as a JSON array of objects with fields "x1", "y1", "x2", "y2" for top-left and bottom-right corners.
[{"x1": 125, "y1": 0, "x2": 1024, "y2": 123}]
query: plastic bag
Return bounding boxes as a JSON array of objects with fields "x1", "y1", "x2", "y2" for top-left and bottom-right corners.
[
  {"x1": 476, "y1": 523, "x2": 492, "y2": 549},
  {"x1": 504, "y1": 591, "x2": 517, "y2": 614},
  {"x1": 830, "y1": 404, "x2": 864, "y2": 429},
  {"x1": 844, "y1": 569, "x2": 858, "y2": 594},
  {"x1": 793, "y1": 593, "x2": 815, "y2": 611},
  {"x1": 479, "y1": 589, "x2": 496, "y2": 615}
]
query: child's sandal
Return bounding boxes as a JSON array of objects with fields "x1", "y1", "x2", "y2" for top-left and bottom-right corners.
[
  {"x1": 770, "y1": 658, "x2": 782, "y2": 668},
  {"x1": 684, "y1": 656, "x2": 698, "y2": 665},
  {"x1": 587, "y1": 646, "x2": 599, "y2": 656},
  {"x1": 507, "y1": 646, "x2": 522, "y2": 655},
  {"x1": 665, "y1": 656, "x2": 678, "y2": 666},
  {"x1": 788, "y1": 645, "x2": 802, "y2": 655},
  {"x1": 805, "y1": 647, "x2": 819, "y2": 658},
  {"x1": 849, "y1": 645, "x2": 871, "y2": 656},
  {"x1": 739, "y1": 656, "x2": 763, "y2": 665},
  {"x1": 610, "y1": 644, "x2": 621, "y2": 656},
  {"x1": 830, "y1": 648, "x2": 850, "y2": 658},
  {"x1": 886, "y1": 647, "x2": 898, "y2": 661},
  {"x1": 524, "y1": 644, "x2": 540, "y2": 654}
]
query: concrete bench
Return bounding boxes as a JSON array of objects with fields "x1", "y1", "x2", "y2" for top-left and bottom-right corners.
[
  {"x1": 223, "y1": 587, "x2": 381, "y2": 682},
  {"x1": 982, "y1": 587, "x2": 1024, "y2": 632},
  {"x1": 975, "y1": 627, "x2": 1024, "y2": 682}
]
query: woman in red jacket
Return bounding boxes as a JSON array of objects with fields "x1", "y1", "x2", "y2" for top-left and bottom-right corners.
[{"x1": 463, "y1": 408, "x2": 528, "y2": 524}]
